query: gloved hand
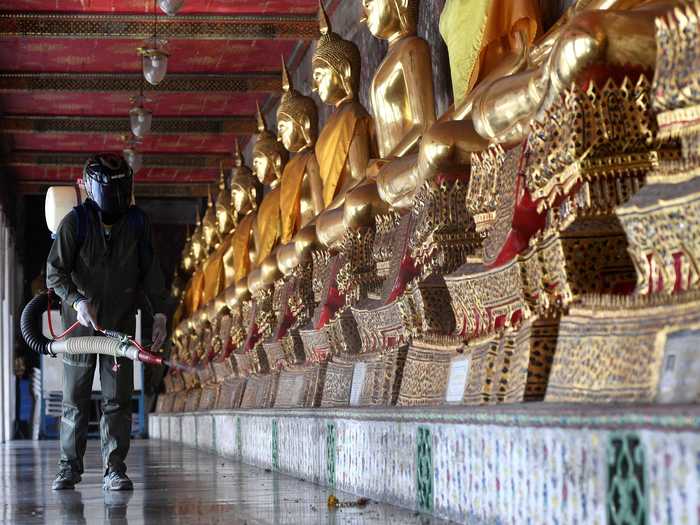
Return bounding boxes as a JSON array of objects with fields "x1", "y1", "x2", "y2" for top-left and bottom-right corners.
[
  {"x1": 74, "y1": 299, "x2": 98, "y2": 329},
  {"x1": 151, "y1": 313, "x2": 167, "y2": 353}
]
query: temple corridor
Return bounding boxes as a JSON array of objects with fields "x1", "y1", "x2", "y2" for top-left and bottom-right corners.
[{"x1": 0, "y1": 439, "x2": 441, "y2": 524}]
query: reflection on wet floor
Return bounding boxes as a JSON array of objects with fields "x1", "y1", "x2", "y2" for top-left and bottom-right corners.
[{"x1": 0, "y1": 439, "x2": 447, "y2": 524}]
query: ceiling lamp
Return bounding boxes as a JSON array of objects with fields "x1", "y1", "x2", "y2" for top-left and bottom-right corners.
[
  {"x1": 158, "y1": 0, "x2": 184, "y2": 16},
  {"x1": 138, "y1": 0, "x2": 169, "y2": 86},
  {"x1": 129, "y1": 105, "x2": 152, "y2": 138},
  {"x1": 123, "y1": 148, "x2": 143, "y2": 174},
  {"x1": 138, "y1": 42, "x2": 169, "y2": 86},
  {"x1": 129, "y1": 79, "x2": 153, "y2": 137}
]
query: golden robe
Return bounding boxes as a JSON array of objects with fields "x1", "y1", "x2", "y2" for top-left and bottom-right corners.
[
  {"x1": 231, "y1": 213, "x2": 256, "y2": 283},
  {"x1": 440, "y1": 0, "x2": 540, "y2": 102},
  {"x1": 279, "y1": 152, "x2": 312, "y2": 244},
  {"x1": 202, "y1": 241, "x2": 227, "y2": 305},
  {"x1": 183, "y1": 270, "x2": 204, "y2": 316},
  {"x1": 315, "y1": 101, "x2": 373, "y2": 207},
  {"x1": 254, "y1": 186, "x2": 282, "y2": 266}
]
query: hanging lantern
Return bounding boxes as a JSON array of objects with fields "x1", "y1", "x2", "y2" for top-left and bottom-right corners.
[
  {"x1": 129, "y1": 105, "x2": 152, "y2": 138},
  {"x1": 138, "y1": 45, "x2": 169, "y2": 86},
  {"x1": 158, "y1": 0, "x2": 184, "y2": 16},
  {"x1": 123, "y1": 148, "x2": 143, "y2": 173}
]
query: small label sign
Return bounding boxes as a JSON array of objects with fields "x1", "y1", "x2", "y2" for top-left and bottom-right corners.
[
  {"x1": 350, "y1": 362, "x2": 367, "y2": 406},
  {"x1": 445, "y1": 356, "x2": 470, "y2": 404}
]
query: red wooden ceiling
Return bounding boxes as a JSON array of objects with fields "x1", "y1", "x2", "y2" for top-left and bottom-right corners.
[
  {"x1": 8, "y1": 1, "x2": 318, "y2": 15},
  {"x1": 1, "y1": 0, "x2": 319, "y2": 186}
]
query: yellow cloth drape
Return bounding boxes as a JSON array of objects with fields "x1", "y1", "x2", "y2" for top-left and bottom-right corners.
[
  {"x1": 184, "y1": 270, "x2": 204, "y2": 316},
  {"x1": 231, "y1": 213, "x2": 255, "y2": 282},
  {"x1": 440, "y1": 0, "x2": 540, "y2": 102},
  {"x1": 222, "y1": 232, "x2": 236, "y2": 288},
  {"x1": 254, "y1": 186, "x2": 281, "y2": 265},
  {"x1": 202, "y1": 241, "x2": 227, "y2": 305},
  {"x1": 315, "y1": 102, "x2": 372, "y2": 207},
  {"x1": 280, "y1": 152, "x2": 311, "y2": 244}
]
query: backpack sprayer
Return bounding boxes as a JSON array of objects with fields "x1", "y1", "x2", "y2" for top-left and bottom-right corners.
[{"x1": 21, "y1": 290, "x2": 164, "y2": 368}]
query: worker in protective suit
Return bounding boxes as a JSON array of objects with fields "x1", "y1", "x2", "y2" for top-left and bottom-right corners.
[{"x1": 46, "y1": 153, "x2": 169, "y2": 491}]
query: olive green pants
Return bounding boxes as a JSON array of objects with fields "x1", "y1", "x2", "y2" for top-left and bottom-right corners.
[{"x1": 59, "y1": 353, "x2": 133, "y2": 477}]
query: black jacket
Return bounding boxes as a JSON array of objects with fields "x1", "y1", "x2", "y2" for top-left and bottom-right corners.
[{"x1": 46, "y1": 200, "x2": 168, "y2": 337}]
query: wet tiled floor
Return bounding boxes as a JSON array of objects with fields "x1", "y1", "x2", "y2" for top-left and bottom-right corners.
[{"x1": 0, "y1": 439, "x2": 446, "y2": 524}]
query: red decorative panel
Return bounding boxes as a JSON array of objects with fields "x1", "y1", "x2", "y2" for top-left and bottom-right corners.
[
  {"x1": 5, "y1": 131, "x2": 238, "y2": 154},
  {"x1": 4, "y1": 1, "x2": 317, "y2": 14},
  {"x1": 0, "y1": 37, "x2": 297, "y2": 74},
  {"x1": 0, "y1": 91, "x2": 266, "y2": 116}
]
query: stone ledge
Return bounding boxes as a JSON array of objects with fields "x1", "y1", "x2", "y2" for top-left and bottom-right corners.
[{"x1": 149, "y1": 404, "x2": 700, "y2": 524}]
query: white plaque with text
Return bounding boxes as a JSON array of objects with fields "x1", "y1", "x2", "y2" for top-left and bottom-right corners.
[
  {"x1": 445, "y1": 356, "x2": 471, "y2": 404},
  {"x1": 350, "y1": 362, "x2": 367, "y2": 406}
]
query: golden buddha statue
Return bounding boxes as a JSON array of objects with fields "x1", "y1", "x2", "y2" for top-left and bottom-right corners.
[
  {"x1": 245, "y1": 103, "x2": 290, "y2": 296},
  {"x1": 201, "y1": 186, "x2": 221, "y2": 254},
  {"x1": 190, "y1": 209, "x2": 206, "y2": 269},
  {"x1": 378, "y1": 0, "x2": 676, "y2": 210},
  {"x1": 180, "y1": 225, "x2": 195, "y2": 276},
  {"x1": 354, "y1": 0, "x2": 437, "y2": 210},
  {"x1": 274, "y1": 58, "x2": 325, "y2": 275},
  {"x1": 306, "y1": 4, "x2": 379, "y2": 251},
  {"x1": 214, "y1": 165, "x2": 235, "y2": 239},
  {"x1": 377, "y1": 0, "x2": 541, "y2": 208},
  {"x1": 225, "y1": 144, "x2": 259, "y2": 289}
]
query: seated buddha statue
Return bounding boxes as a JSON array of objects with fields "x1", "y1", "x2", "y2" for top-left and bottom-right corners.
[
  {"x1": 201, "y1": 186, "x2": 221, "y2": 256},
  {"x1": 378, "y1": 0, "x2": 541, "y2": 209},
  {"x1": 226, "y1": 145, "x2": 259, "y2": 292},
  {"x1": 381, "y1": 0, "x2": 674, "y2": 213},
  {"x1": 274, "y1": 58, "x2": 325, "y2": 277},
  {"x1": 269, "y1": 59, "x2": 328, "y2": 339},
  {"x1": 246, "y1": 103, "x2": 290, "y2": 294},
  {"x1": 347, "y1": 0, "x2": 439, "y2": 302},
  {"x1": 241, "y1": 104, "x2": 290, "y2": 352},
  {"x1": 181, "y1": 210, "x2": 206, "y2": 317},
  {"x1": 304, "y1": 4, "x2": 380, "y2": 252},
  {"x1": 221, "y1": 140, "x2": 259, "y2": 289}
]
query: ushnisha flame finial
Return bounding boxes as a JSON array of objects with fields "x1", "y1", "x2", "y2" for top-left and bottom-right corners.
[
  {"x1": 281, "y1": 55, "x2": 292, "y2": 93},
  {"x1": 256, "y1": 101, "x2": 267, "y2": 134},
  {"x1": 318, "y1": 0, "x2": 331, "y2": 36},
  {"x1": 233, "y1": 138, "x2": 243, "y2": 167}
]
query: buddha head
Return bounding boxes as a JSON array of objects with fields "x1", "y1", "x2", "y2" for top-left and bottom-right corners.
[
  {"x1": 312, "y1": 2, "x2": 361, "y2": 106},
  {"x1": 361, "y1": 0, "x2": 418, "y2": 39},
  {"x1": 214, "y1": 164, "x2": 234, "y2": 238},
  {"x1": 252, "y1": 103, "x2": 289, "y2": 187},
  {"x1": 229, "y1": 139, "x2": 258, "y2": 219},
  {"x1": 201, "y1": 186, "x2": 220, "y2": 252},
  {"x1": 277, "y1": 58, "x2": 319, "y2": 152}
]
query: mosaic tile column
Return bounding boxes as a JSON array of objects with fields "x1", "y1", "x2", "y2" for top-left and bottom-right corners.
[{"x1": 416, "y1": 426, "x2": 434, "y2": 513}]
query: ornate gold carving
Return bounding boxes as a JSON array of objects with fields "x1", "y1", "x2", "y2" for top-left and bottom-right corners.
[
  {"x1": 526, "y1": 76, "x2": 658, "y2": 212},
  {"x1": 617, "y1": 175, "x2": 700, "y2": 294},
  {"x1": 445, "y1": 259, "x2": 527, "y2": 339},
  {"x1": 397, "y1": 340, "x2": 462, "y2": 406},
  {"x1": 653, "y1": 2, "x2": 700, "y2": 151},
  {"x1": 320, "y1": 358, "x2": 354, "y2": 408},
  {"x1": 215, "y1": 377, "x2": 246, "y2": 409},
  {"x1": 410, "y1": 177, "x2": 482, "y2": 277},
  {"x1": 546, "y1": 292, "x2": 700, "y2": 403}
]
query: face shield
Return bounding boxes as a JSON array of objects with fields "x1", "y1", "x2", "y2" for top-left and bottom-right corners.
[{"x1": 83, "y1": 153, "x2": 133, "y2": 223}]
